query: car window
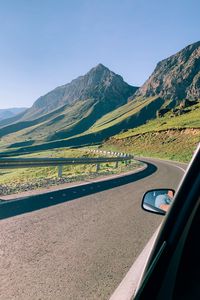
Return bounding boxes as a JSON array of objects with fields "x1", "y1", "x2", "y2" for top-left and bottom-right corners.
[{"x1": 0, "y1": 2, "x2": 199, "y2": 299}]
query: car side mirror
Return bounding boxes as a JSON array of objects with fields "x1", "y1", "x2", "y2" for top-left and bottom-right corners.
[{"x1": 142, "y1": 189, "x2": 175, "y2": 215}]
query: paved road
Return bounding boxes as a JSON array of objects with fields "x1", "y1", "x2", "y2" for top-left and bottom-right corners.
[{"x1": 0, "y1": 158, "x2": 186, "y2": 300}]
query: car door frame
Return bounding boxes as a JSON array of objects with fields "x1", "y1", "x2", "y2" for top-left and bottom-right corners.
[{"x1": 134, "y1": 144, "x2": 200, "y2": 299}]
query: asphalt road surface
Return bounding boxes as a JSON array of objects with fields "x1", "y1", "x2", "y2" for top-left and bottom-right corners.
[{"x1": 0, "y1": 158, "x2": 186, "y2": 300}]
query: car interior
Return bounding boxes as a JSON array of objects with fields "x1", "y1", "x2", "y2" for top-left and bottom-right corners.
[
  {"x1": 173, "y1": 196, "x2": 200, "y2": 299},
  {"x1": 134, "y1": 145, "x2": 200, "y2": 300},
  {"x1": 154, "y1": 193, "x2": 200, "y2": 300}
]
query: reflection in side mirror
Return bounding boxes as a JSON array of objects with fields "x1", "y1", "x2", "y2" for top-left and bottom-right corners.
[{"x1": 142, "y1": 189, "x2": 175, "y2": 215}]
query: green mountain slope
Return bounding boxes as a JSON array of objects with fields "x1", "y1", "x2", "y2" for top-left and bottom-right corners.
[
  {"x1": 0, "y1": 99, "x2": 96, "y2": 148},
  {"x1": 0, "y1": 96, "x2": 163, "y2": 153},
  {"x1": 104, "y1": 102, "x2": 200, "y2": 162}
]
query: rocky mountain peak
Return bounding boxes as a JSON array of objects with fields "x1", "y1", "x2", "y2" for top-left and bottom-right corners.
[
  {"x1": 91, "y1": 63, "x2": 108, "y2": 71},
  {"x1": 18, "y1": 64, "x2": 138, "y2": 121},
  {"x1": 82, "y1": 63, "x2": 124, "y2": 89},
  {"x1": 134, "y1": 41, "x2": 200, "y2": 103},
  {"x1": 76, "y1": 63, "x2": 115, "y2": 87}
]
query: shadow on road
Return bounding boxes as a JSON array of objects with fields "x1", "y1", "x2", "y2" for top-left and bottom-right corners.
[{"x1": 0, "y1": 161, "x2": 157, "y2": 220}]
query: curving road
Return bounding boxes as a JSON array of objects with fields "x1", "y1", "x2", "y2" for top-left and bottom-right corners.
[{"x1": 0, "y1": 158, "x2": 186, "y2": 300}]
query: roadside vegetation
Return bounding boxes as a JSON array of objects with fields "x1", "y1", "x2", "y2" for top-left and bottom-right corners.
[{"x1": 0, "y1": 148, "x2": 141, "y2": 196}]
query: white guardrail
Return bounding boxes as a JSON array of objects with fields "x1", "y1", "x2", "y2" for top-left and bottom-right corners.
[{"x1": 0, "y1": 150, "x2": 134, "y2": 177}]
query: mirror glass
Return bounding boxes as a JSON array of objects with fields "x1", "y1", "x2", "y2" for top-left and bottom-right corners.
[{"x1": 142, "y1": 189, "x2": 175, "y2": 215}]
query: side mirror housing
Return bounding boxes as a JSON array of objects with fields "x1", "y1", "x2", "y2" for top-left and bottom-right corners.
[{"x1": 142, "y1": 189, "x2": 175, "y2": 215}]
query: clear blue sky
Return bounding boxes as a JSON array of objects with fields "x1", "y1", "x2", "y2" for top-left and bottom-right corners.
[{"x1": 0, "y1": 0, "x2": 199, "y2": 109}]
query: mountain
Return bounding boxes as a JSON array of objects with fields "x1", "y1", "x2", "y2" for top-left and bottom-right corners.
[
  {"x1": 15, "y1": 63, "x2": 138, "y2": 122},
  {"x1": 0, "y1": 64, "x2": 138, "y2": 151},
  {"x1": 133, "y1": 41, "x2": 200, "y2": 105},
  {"x1": 0, "y1": 107, "x2": 27, "y2": 122}
]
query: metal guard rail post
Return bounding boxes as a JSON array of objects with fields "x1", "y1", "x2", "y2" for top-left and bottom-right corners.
[{"x1": 0, "y1": 153, "x2": 134, "y2": 177}]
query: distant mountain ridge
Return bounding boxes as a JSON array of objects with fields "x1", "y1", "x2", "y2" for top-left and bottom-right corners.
[
  {"x1": 133, "y1": 41, "x2": 200, "y2": 104},
  {"x1": 0, "y1": 107, "x2": 27, "y2": 122}
]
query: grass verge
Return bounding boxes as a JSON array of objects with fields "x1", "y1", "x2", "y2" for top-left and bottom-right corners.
[{"x1": 0, "y1": 147, "x2": 141, "y2": 196}]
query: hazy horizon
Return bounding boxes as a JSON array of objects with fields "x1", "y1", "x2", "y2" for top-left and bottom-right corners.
[{"x1": 0, "y1": 0, "x2": 199, "y2": 109}]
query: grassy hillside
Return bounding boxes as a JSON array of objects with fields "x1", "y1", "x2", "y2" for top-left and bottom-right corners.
[
  {"x1": 1, "y1": 95, "x2": 149, "y2": 153},
  {"x1": 104, "y1": 103, "x2": 200, "y2": 162},
  {"x1": 0, "y1": 99, "x2": 96, "y2": 148},
  {"x1": 115, "y1": 101, "x2": 200, "y2": 138},
  {"x1": 0, "y1": 97, "x2": 199, "y2": 160},
  {"x1": 0, "y1": 96, "x2": 165, "y2": 156}
]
